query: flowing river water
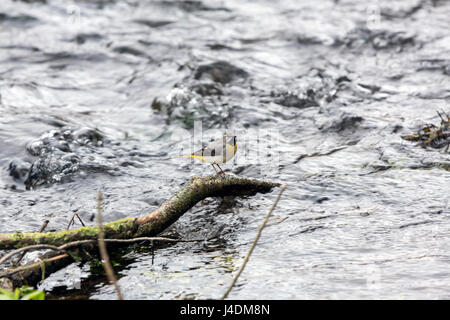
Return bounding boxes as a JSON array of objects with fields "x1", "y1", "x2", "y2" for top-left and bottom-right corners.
[{"x1": 0, "y1": 0, "x2": 450, "y2": 299}]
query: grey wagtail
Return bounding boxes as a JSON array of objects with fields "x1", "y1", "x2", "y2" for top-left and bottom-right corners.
[{"x1": 163, "y1": 132, "x2": 237, "y2": 175}]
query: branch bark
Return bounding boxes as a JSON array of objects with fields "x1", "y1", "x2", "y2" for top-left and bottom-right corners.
[{"x1": 0, "y1": 176, "x2": 279, "y2": 250}]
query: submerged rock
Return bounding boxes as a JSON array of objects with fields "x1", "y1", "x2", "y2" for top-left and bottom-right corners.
[
  {"x1": 272, "y1": 89, "x2": 318, "y2": 109},
  {"x1": 339, "y1": 27, "x2": 416, "y2": 52},
  {"x1": 22, "y1": 126, "x2": 115, "y2": 189},
  {"x1": 320, "y1": 113, "x2": 365, "y2": 133},
  {"x1": 194, "y1": 61, "x2": 248, "y2": 85},
  {"x1": 8, "y1": 159, "x2": 32, "y2": 181},
  {"x1": 190, "y1": 82, "x2": 223, "y2": 96}
]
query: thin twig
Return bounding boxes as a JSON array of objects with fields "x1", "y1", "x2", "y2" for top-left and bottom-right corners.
[
  {"x1": 220, "y1": 184, "x2": 287, "y2": 300},
  {"x1": 1, "y1": 254, "x2": 69, "y2": 278},
  {"x1": 1, "y1": 225, "x2": 225, "y2": 266},
  {"x1": 0, "y1": 244, "x2": 66, "y2": 265},
  {"x1": 0, "y1": 236, "x2": 213, "y2": 266},
  {"x1": 97, "y1": 191, "x2": 123, "y2": 300},
  {"x1": 13, "y1": 220, "x2": 49, "y2": 266},
  {"x1": 67, "y1": 212, "x2": 85, "y2": 230},
  {"x1": 67, "y1": 214, "x2": 75, "y2": 230},
  {"x1": 39, "y1": 220, "x2": 50, "y2": 233},
  {"x1": 151, "y1": 240, "x2": 155, "y2": 265}
]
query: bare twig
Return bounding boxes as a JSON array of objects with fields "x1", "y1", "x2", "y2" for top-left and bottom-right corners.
[
  {"x1": 67, "y1": 212, "x2": 86, "y2": 230},
  {"x1": 151, "y1": 240, "x2": 155, "y2": 265},
  {"x1": 97, "y1": 191, "x2": 123, "y2": 300},
  {"x1": 1, "y1": 244, "x2": 66, "y2": 265},
  {"x1": 0, "y1": 236, "x2": 214, "y2": 267},
  {"x1": 39, "y1": 220, "x2": 50, "y2": 233},
  {"x1": 1, "y1": 253, "x2": 69, "y2": 278},
  {"x1": 220, "y1": 184, "x2": 287, "y2": 300},
  {"x1": 13, "y1": 220, "x2": 49, "y2": 266}
]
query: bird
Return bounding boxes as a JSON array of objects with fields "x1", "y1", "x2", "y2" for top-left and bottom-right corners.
[{"x1": 163, "y1": 132, "x2": 237, "y2": 175}]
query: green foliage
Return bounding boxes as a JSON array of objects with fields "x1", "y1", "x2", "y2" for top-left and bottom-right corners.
[
  {"x1": 89, "y1": 258, "x2": 105, "y2": 275},
  {"x1": 0, "y1": 286, "x2": 45, "y2": 300}
]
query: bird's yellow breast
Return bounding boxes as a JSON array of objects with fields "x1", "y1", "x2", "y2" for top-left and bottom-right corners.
[
  {"x1": 190, "y1": 142, "x2": 237, "y2": 164},
  {"x1": 189, "y1": 154, "x2": 206, "y2": 162}
]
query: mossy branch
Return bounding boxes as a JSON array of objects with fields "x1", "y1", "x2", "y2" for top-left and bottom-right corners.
[{"x1": 0, "y1": 176, "x2": 280, "y2": 250}]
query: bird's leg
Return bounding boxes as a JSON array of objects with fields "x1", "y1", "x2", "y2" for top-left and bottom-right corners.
[
  {"x1": 216, "y1": 164, "x2": 227, "y2": 176},
  {"x1": 211, "y1": 164, "x2": 219, "y2": 175}
]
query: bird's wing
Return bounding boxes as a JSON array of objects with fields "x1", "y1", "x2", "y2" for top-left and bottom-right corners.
[{"x1": 192, "y1": 137, "x2": 230, "y2": 159}]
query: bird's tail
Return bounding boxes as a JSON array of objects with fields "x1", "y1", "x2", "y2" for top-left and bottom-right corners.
[{"x1": 159, "y1": 154, "x2": 192, "y2": 161}]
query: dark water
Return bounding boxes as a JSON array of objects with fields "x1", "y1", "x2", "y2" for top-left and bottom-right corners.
[{"x1": 1, "y1": 0, "x2": 450, "y2": 299}]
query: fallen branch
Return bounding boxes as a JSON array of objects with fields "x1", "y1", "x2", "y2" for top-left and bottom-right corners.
[
  {"x1": 0, "y1": 176, "x2": 279, "y2": 249},
  {"x1": 0, "y1": 175, "x2": 280, "y2": 287}
]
